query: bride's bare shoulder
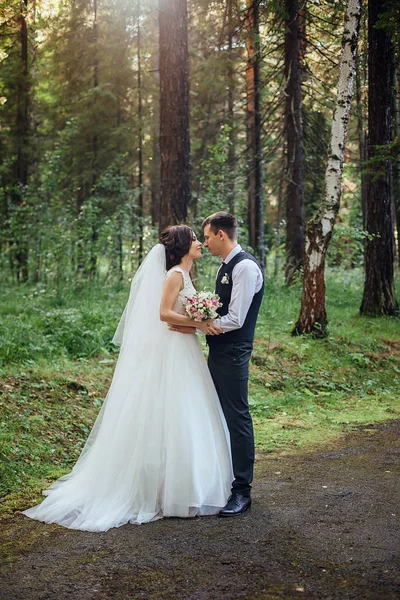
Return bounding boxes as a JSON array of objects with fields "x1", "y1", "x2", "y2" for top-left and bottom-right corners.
[
  {"x1": 165, "y1": 268, "x2": 185, "y2": 291},
  {"x1": 166, "y1": 266, "x2": 185, "y2": 279}
]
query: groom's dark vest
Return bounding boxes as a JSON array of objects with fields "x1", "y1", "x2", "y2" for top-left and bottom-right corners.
[{"x1": 207, "y1": 251, "x2": 264, "y2": 347}]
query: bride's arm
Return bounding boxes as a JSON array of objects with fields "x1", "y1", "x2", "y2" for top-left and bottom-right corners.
[{"x1": 160, "y1": 272, "x2": 214, "y2": 334}]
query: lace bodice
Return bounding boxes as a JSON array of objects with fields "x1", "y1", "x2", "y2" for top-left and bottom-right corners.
[{"x1": 166, "y1": 267, "x2": 196, "y2": 315}]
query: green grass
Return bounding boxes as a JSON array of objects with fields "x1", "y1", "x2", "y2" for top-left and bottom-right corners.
[
  {"x1": 251, "y1": 267, "x2": 400, "y2": 451},
  {"x1": 0, "y1": 267, "x2": 399, "y2": 516},
  {"x1": 0, "y1": 282, "x2": 126, "y2": 364}
]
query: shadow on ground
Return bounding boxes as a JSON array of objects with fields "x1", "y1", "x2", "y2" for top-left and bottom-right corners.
[{"x1": 1, "y1": 421, "x2": 399, "y2": 599}]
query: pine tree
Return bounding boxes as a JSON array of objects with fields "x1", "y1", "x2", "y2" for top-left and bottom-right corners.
[
  {"x1": 159, "y1": 0, "x2": 191, "y2": 232},
  {"x1": 284, "y1": 0, "x2": 305, "y2": 285},
  {"x1": 360, "y1": 0, "x2": 398, "y2": 315},
  {"x1": 245, "y1": 0, "x2": 264, "y2": 266}
]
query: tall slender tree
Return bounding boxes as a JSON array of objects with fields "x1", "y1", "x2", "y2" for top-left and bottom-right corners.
[
  {"x1": 390, "y1": 15, "x2": 400, "y2": 264},
  {"x1": 360, "y1": 0, "x2": 398, "y2": 315},
  {"x1": 89, "y1": 0, "x2": 100, "y2": 279},
  {"x1": 226, "y1": 0, "x2": 236, "y2": 215},
  {"x1": 150, "y1": 13, "x2": 161, "y2": 227},
  {"x1": 293, "y1": 0, "x2": 361, "y2": 335},
  {"x1": 11, "y1": 0, "x2": 30, "y2": 282},
  {"x1": 137, "y1": 0, "x2": 144, "y2": 262},
  {"x1": 393, "y1": 64, "x2": 400, "y2": 264},
  {"x1": 284, "y1": 0, "x2": 305, "y2": 285},
  {"x1": 159, "y1": 0, "x2": 191, "y2": 232},
  {"x1": 355, "y1": 41, "x2": 368, "y2": 232},
  {"x1": 245, "y1": 0, "x2": 264, "y2": 266}
]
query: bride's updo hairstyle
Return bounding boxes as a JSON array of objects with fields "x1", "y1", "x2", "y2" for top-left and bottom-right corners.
[{"x1": 160, "y1": 225, "x2": 195, "y2": 271}]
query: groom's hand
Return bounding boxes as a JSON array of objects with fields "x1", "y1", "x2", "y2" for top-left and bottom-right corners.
[
  {"x1": 168, "y1": 324, "x2": 197, "y2": 334},
  {"x1": 207, "y1": 321, "x2": 224, "y2": 335},
  {"x1": 199, "y1": 319, "x2": 224, "y2": 336}
]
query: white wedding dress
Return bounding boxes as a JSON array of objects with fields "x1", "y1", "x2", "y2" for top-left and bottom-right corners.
[{"x1": 22, "y1": 245, "x2": 233, "y2": 532}]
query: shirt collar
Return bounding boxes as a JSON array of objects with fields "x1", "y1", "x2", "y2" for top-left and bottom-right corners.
[{"x1": 223, "y1": 244, "x2": 242, "y2": 265}]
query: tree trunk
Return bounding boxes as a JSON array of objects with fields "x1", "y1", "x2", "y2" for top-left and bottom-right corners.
[
  {"x1": 245, "y1": 0, "x2": 256, "y2": 249},
  {"x1": 274, "y1": 158, "x2": 285, "y2": 279},
  {"x1": 393, "y1": 63, "x2": 400, "y2": 265},
  {"x1": 360, "y1": 0, "x2": 398, "y2": 316},
  {"x1": 245, "y1": 0, "x2": 264, "y2": 266},
  {"x1": 355, "y1": 48, "x2": 368, "y2": 232},
  {"x1": 159, "y1": 0, "x2": 191, "y2": 233},
  {"x1": 31, "y1": 0, "x2": 38, "y2": 176},
  {"x1": 150, "y1": 14, "x2": 161, "y2": 227},
  {"x1": 75, "y1": 183, "x2": 90, "y2": 284},
  {"x1": 31, "y1": 0, "x2": 41, "y2": 284},
  {"x1": 227, "y1": 0, "x2": 236, "y2": 215},
  {"x1": 284, "y1": 0, "x2": 305, "y2": 285},
  {"x1": 293, "y1": 0, "x2": 361, "y2": 336},
  {"x1": 12, "y1": 0, "x2": 30, "y2": 283},
  {"x1": 253, "y1": 0, "x2": 264, "y2": 269},
  {"x1": 137, "y1": 0, "x2": 144, "y2": 263},
  {"x1": 117, "y1": 210, "x2": 124, "y2": 282},
  {"x1": 299, "y1": 0, "x2": 307, "y2": 64},
  {"x1": 89, "y1": 0, "x2": 99, "y2": 280}
]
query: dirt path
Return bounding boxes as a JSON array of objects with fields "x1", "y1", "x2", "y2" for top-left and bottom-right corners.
[{"x1": 1, "y1": 421, "x2": 399, "y2": 600}]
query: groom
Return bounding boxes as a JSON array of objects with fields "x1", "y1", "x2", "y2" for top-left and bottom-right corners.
[{"x1": 201, "y1": 212, "x2": 264, "y2": 516}]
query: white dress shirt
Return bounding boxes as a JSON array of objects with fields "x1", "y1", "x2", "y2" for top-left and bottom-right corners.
[{"x1": 214, "y1": 245, "x2": 263, "y2": 333}]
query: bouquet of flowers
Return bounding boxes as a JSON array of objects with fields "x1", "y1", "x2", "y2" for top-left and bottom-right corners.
[{"x1": 184, "y1": 291, "x2": 222, "y2": 322}]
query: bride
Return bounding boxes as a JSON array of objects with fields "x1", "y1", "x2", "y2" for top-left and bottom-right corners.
[{"x1": 22, "y1": 225, "x2": 233, "y2": 531}]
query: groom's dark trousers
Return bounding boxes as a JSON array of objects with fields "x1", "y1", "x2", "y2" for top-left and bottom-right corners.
[
  {"x1": 208, "y1": 342, "x2": 254, "y2": 497},
  {"x1": 207, "y1": 250, "x2": 264, "y2": 497}
]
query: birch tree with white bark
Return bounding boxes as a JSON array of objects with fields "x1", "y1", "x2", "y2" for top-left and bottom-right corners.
[{"x1": 293, "y1": 0, "x2": 361, "y2": 336}]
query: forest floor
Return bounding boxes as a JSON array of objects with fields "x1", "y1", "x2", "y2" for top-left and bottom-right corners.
[{"x1": 1, "y1": 419, "x2": 399, "y2": 600}]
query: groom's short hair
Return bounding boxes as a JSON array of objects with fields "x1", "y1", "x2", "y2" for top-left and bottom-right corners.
[{"x1": 202, "y1": 212, "x2": 238, "y2": 240}]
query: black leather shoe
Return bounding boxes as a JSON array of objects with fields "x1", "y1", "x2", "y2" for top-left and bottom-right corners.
[{"x1": 218, "y1": 493, "x2": 251, "y2": 517}]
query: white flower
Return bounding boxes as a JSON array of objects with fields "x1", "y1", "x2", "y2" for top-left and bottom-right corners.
[{"x1": 221, "y1": 274, "x2": 230, "y2": 285}]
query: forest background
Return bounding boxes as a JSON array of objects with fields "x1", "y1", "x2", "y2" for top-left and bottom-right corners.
[{"x1": 0, "y1": 0, "x2": 399, "y2": 512}]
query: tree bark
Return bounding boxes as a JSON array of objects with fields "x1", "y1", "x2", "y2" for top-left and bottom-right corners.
[
  {"x1": 245, "y1": 0, "x2": 264, "y2": 266},
  {"x1": 12, "y1": 0, "x2": 30, "y2": 283},
  {"x1": 137, "y1": 0, "x2": 144, "y2": 263},
  {"x1": 227, "y1": 0, "x2": 236, "y2": 215},
  {"x1": 299, "y1": 0, "x2": 307, "y2": 64},
  {"x1": 360, "y1": 0, "x2": 398, "y2": 316},
  {"x1": 274, "y1": 153, "x2": 285, "y2": 279},
  {"x1": 355, "y1": 48, "x2": 368, "y2": 232},
  {"x1": 89, "y1": 0, "x2": 99, "y2": 280},
  {"x1": 284, "y1": 0, "x2": 305, "y2": 285},
  {"x1": 159, "y1": 0, "x2": 191, "y2": 233},
  {"x1": 392, "y1": 62, "x2": 400, "y2": 265},
  {"x1": 31, "y1": 0, "x2": 41, "y2": 283},
  {"x1": 150, "y1": 14, "x2": 161, "y2": 226},
  {"x1": 293, "y1": 0, "x2": 361, "y2": 336},
  {"x1": 245, "y1": 0, "x2": 256, "y2": 250}
]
